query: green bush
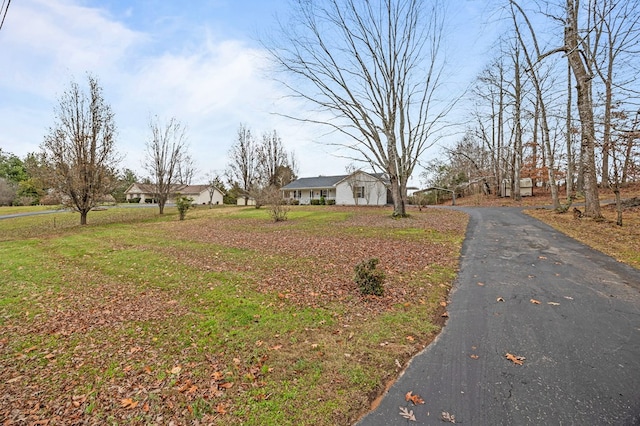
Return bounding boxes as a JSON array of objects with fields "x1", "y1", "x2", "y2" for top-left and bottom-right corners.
[
  {"x1": 326, "y1": 199, "x2": 336, "y2": 205},
  {"x1": 288, "y1": 199, "x2": 300, "y2": 205},
  {"x1": 310, "y1": 199, "x2": 321, "y2": 205},
  {"x1": 128, "y1": 197, "x2": 141, "y2": 203},
  {"x1": 176, "y1": 195, "x2": 194, "y2": 220},
  {"x1": 354, "y1": 258, "x2": 385, "y2": 296}
]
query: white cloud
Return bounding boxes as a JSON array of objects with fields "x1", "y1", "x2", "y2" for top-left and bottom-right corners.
[{"x1": 0, "y1": 0, "x2": 365, "y2": 182}]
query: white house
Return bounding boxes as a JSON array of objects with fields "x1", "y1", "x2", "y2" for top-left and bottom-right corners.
[
  {"x1": 281, "y1": 171, "x2": 389, "y2": 206},
  {"x1": 124, "y1": 183, "x2": 224, "y2": 205}
]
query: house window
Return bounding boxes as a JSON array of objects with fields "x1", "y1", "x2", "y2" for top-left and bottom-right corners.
[
  {"x1": 355, "y1": 186, "x2": 365, "y2": 198},
  {"x1": 320, "y1": 189, "x2": 328, "y2": 198}
]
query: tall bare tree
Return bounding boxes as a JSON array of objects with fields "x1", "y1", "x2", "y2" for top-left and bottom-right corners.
[
  {"x1": 176, "y1": 153, "x2": 197, "y2": 185},
  {"x1": 144, "y1": 116, "x2": 189, "y2": 214},
  {"x1": 510, "y1": 2, "x2": 562, "y2": 209},
  {"x1": 590, "y1": 0, "x2": 640, "y2": 183},
  {"x1": 257, "y1": 130, "x2": 291, "y2": 188},
  {"x1": 560, "y1": 0, "x2": 601, "y2": 217},
  {"x1": 226, "y1": 123, "x2": 257, "y2": 205},
  {"x1": 267, "y1": 0, "x2": 453, "y2": 217},
  {"x1": 42, "y1": 74, "x2": 120, "y2": 225}
]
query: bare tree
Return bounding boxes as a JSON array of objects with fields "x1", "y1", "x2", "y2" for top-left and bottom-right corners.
[
  {"x1": 41, "y1": 74, "x2": 120, "y2": 225},
  {"x1": 226, "y1": 123, "x2": 257, "y2": 205},
  {"x1": 267, "y1": 0, "x2": 454, "y2": 217},
  {"x1": 257, "y1": 130, "x2": 297, "y2": 188},
  {"x1": 205, "y1": 171, "x2": 225, "y2": 207},
  {"x1": 344, "y1": 164, "x2": 362, "y2": 205},
  {"x1": 509, "y1": 2, "x2": 563, "y2": 209},
  {"x1": 176, "y1": 153, "x2": 197, "y2": 185},
  {"x1": 0, "y1": 178, "x2": 16, "y2": 206},
  {"x1": 144, "y1": 116, "x2": 189, "y2": 215},
  {"x1": 555, "y1": 0, "x2": 601, "y2": 217}
]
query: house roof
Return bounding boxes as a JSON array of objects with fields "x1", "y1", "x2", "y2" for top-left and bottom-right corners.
[
  {"x1": 125, "y1": 183, "x2": 219, "y2": 195},
  {"x1": 281, "y1": 175, "x2": 348, "y2": 190},
  {"x1": 282, "y1": 171, "x2": 388, "y2": 190}
]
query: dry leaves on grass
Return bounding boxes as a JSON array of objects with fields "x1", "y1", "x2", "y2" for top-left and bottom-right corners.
[{"x1": 161, "y1": 208, "x2": 467, "y2": 313}]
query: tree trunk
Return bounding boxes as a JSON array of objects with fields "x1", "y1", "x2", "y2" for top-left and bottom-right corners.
[
  {"x1": 565, "y1": 0, "x2": 601, "y2": 218},
  {"x1": 390, "y1": 175, "x2": 406, "y2": 217},
  {"x1": 513, "y1": 48, "x2": 522, "y2": 201},
  {"x1": 80, "y1": 210, "x2": 88, "y2": 225},
  {"x1": 566, "y1": 60, "x2": 575, "y2": 201}
]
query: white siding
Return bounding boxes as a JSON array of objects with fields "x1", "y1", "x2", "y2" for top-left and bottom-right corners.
[{"x1": 335, "y1": 172, "x2": 387, "y2": 205}]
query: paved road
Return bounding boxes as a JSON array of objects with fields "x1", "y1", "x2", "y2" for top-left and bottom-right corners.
[{"x1": 358, "y1": 207, "x2": 640, "y2": 425}]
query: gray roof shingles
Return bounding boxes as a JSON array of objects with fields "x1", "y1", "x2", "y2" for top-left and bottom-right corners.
[{"x1": 281, "y1": 175, "x2": 348, "y2": 190}]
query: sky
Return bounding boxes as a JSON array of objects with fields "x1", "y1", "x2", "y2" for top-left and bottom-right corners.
[{"x1": 0, "y1": 0, "x2": 505, "y2": 185}]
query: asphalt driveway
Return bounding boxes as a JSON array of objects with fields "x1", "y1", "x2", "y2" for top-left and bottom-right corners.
[{"x1": 358, "y1": 207, "x2": 640, "y2": 425}]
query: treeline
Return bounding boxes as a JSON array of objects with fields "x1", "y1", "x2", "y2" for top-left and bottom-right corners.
[{"x1": 424, "y1": 0, "x2": 640, "y2": 217}]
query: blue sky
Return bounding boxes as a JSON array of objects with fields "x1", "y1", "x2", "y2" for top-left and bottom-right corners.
[{"x1": 0, "y1": 0, "x2": 504, "y2": 183}]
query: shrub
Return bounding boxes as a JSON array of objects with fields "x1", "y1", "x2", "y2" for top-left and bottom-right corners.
[
  {"x1": 354, "y1": 258, "x2": 385, "y2": 296},
  {"x1": 326, "y1": 199, "x2": 336, "y2": 205},
  {"x1": 288, "y1": 199, "x2": 300, "y2": 205},
  {"x1": 310, "y1": 199, "x2": 321, "y2": 205},
  {"x1": 320, "y1": 196, "x2": 326, "y2": 205},
  {"x1": 176, "y1": 195, "x2": 194, "y2": 220},
  {"x1": 128, "y1": 197, "x2": 141, "y2": 204}
]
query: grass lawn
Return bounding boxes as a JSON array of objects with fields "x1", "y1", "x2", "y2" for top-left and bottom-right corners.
[
  {"x1": 0, "y1": 205, "x2": 468, "y2": 424},
  {"x1": 526, "y1": 203, "x2": 640, "y2": 269}
]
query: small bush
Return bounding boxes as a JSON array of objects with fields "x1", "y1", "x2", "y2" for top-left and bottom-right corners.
[
  {"x1": 354, "y1": 258, "x2": 385, "y2": 296},
  {"x1": 176, "y1": 195, "x2": 194, "y2": 220},
  {"x1": 326, "y1": 199, "x2": 336, "y2": 205},
  {"x1": 310, "y1": 199, "x2": 321, "y2": 205},
  {"x1": 288, "y1": 199, "x2": 300, "y2": 205},
  {"x1": 128, "y1": 197, "x2": 141, "y2": 204}
]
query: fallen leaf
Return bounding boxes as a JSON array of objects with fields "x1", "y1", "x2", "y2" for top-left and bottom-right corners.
[
  {"x1": 564, "y1": 296, "x2": 574, "y2": 300},
  {"x1": 399, "y1": 406, "x2": 416, "y2": 421},
  {"x1": 538, "y1": 256, "x2": 547, "y2": 260},
  {"x1": 441, "y1": 411, "x2": 456, "y2": 423},
  {"x1": 496, "y1": 297, "x2": 505, "y2": 302},
  {"x1": 212, "y1": 371, "x2": 224, "y2": 381},
  {"x1": 5, "y1": 376, "x2": 22, "y2": 384},
  {"x1": 170, "y1": 366, "x2": 182, "y2": 375},
  {"x1": 470, "y1": 354, "x2": 479, "y2": 360},
  {"x1": 143, "y1": 403, "x2": 150, "y2": 412},
  {"x1": 530, "y1": 299, "x2": 541, "y2": 304},
  {"x1": 406, "y1": 335, "x2": 415, "y2": 342},
  {"x1": 215, "y1": 403, "x2": 227, "y2": 414},
  {"x1": 505, "y1": 352, "x2": 525, "y2": 365},
  {"x1": 441, "y1": 311, "x2": 449, "y2": 318},
  {"x1": 121, "y1": 398, "x2": 139, "y2": 409},
  {"x1": 405, "y1": 391, "x2": 425, "y2": 405},
  {"x1": 219, "y1": 382, "x2": 234, "y2": 389},
  {"x1": 24, "y1": 346, "x2": 37, "y2": 353},
  {"x1": 269, "y1": 345, "x2": 282, "y2": 351},
  {"x1": 439, "y1": 301, "x2": 448, "y2": 307},
  {"x1": 477, "y1": 282, "x2": 485, "y2": 286},
  {"x1": 547, "y1": 302, "x2": 560, "y2": 306}
]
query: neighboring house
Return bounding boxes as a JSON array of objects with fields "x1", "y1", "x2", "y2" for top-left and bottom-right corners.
[
  {"x1": 124, "y1": 183, "x2": 224, "y2": 205},
  {"x1": 500, "y1": 178, "x2": 533, "y2": 197},
  {"x1": 237, "y1": 196, "x2": 256, "y2": 206},
  {"x1": 282, "y1": 171, "x2": 389, "y2": 206}
]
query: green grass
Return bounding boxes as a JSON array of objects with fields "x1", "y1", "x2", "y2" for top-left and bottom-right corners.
[{"x1": 0, "y1": 205, "x2": 467, "y2": 425}]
